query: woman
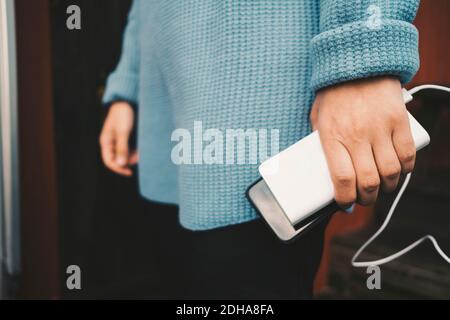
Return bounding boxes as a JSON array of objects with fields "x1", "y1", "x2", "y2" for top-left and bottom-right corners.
[{"x1": 100, "y1": 0, "x2": 420, "y2": 299}]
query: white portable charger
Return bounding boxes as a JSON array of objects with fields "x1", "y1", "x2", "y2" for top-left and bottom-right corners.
[{"x1": 247, "y1": 85, "x2": 450, "y2": 267}]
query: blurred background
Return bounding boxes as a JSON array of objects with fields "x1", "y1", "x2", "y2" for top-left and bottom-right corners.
[{"x1": 0, "y1": 0, "x2": 449, "y2": 299}]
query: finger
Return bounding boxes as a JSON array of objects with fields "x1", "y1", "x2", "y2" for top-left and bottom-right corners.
[
  {"x1": 350, "y1": 143, "x2": 380, "y2": 206},
  {"x1": 392, "y1": 116, "x2": 416, "y2": 173},
  {"x1": 129, "y1": 151, "x2": 139, "y2": 166},
  {"x1": 100, "y1": 132, "x2": 115, "y2": 167},
  {"x1": 115, "y1": 131, "x2": 130, "y2": 167},
  {"x1": 100, "y1": 133, "x2": 133, "y2": 177},
  {"x1": 372, "y1": 136, "x2": 401, "y2": 192},
  {"x1": 107, "y1": 161, "x2": 133, "y2": 176},
  {"x1": 320, "y1": 135, "x2": 357, "y2": 208},
  {"x1": 103, "y1": 146, "x2": 133, "y2": 176}
]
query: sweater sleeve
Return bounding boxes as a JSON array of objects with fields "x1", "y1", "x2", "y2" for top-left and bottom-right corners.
[
  {"x1": 102, "y1": 0, "x2": 140, "y2": 106},
  {"x1": 311, "y1": 0, "x2": 420, "y2": 91}
]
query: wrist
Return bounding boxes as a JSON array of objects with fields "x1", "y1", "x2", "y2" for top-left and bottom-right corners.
[{"x1": 109, "y1": 101, "x2": 134, "y2": 113}]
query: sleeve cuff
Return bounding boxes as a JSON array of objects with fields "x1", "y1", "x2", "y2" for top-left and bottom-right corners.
[
  {"x1": 311, "y1": 19, "x2": 419, "y2": 91},
  {"x1": 102, "y1": 72, "x2": 139, "y2": 107}
]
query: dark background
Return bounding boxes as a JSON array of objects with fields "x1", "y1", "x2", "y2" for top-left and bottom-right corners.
[{"x1": 49, "y1": 0, "x2": 162, "y2": 299}]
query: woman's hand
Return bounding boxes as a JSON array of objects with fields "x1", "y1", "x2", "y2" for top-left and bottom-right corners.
[
  {"x1": 310, "y1": 76, "x2": 416, "y2": 208},
  {"x1": 99, "y1": 101, "x2": 138, "y2": 176}
]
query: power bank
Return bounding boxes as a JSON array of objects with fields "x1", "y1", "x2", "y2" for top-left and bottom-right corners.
[{"x1": 247, "y1": 89, "x2": 431, "y2": 242}]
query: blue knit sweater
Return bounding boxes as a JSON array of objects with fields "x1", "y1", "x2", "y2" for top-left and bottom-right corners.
[{"x1": 103, "y1": 0, "x2": 420, "y2": 230}]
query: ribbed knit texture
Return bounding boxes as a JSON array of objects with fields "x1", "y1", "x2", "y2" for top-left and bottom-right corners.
[{"x1": 103, "y1": 0, "x2": 420, "y2": 230}]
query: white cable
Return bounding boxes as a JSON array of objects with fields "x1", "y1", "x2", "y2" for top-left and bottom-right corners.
[
  {"x1": 352, "y1": 173, "x2": 450, "y2": 267},
  {"x1": 407, "y1": 84, "x2": 450, "y2": 95},
  {"x1": 352, "y1": 85, "x2": 450, "y2": 268}
]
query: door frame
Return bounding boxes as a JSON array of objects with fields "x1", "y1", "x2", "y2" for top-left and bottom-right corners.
[{"x1": 0, "y1": 0, "x2": 21, "y2": 298}]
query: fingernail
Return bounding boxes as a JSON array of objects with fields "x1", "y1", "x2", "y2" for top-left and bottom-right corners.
[{"x1": 116, "y1": 156, "x2": 127, "y2": 166}]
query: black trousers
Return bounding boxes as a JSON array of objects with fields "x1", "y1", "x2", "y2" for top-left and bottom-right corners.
[{"x1": 149, "y1": 202, "x2": 328, "y2": 300}]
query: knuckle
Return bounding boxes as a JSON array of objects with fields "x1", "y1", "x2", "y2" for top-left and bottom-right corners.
[
  {"x1": 381, "y1": 164, "x2": 401, "y2": 180},
  {"x1": 360, "y1": 176, "x2": 380, "y2": 192},
  {"x1": 345, "y1": 124, "x2": 366, "y2": 140},
  {"x1": 399, "y1": 149, "x2": 416, "y2": 164},
  {"x1": 353, "y1": 123, "x2": 367, "y2": 135},
  {"x1": 389, "y1": 110, "x2": 403, "y2": 122},
  {"x1": 335, "y1": 173, "x2": 355, "y2": 188},
  {"x1": 387, "y1": 106, "x2": 406, "y2": 123}
]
